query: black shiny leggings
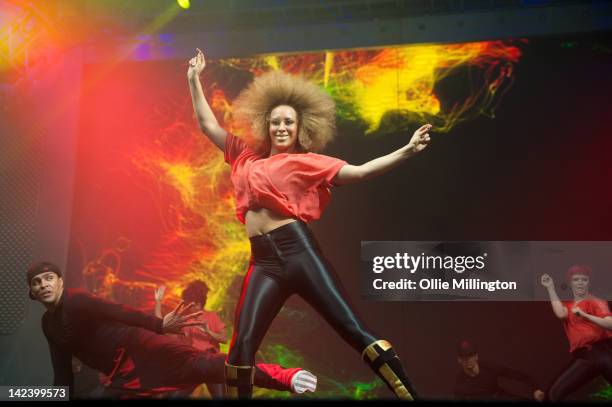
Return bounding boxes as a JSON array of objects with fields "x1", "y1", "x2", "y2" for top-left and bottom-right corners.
[
  {"x1": 547, "y1": 339, "x2": 612, "y2": 401},
  {"x1": 227, "y1": 221, "x2": 377, "y2": 365}
]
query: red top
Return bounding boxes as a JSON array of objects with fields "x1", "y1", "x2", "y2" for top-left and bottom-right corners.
[
  {"x1": 224, "y1": 133, "x2": 347, "y2": 224},
  {"x1": 562, "y1": 296, "x2": 612, "y2": 353},
  {"x1": 179, "y1": 311, "x2": 226, "y2": 353}
]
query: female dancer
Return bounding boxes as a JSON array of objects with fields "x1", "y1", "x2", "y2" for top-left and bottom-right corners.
[
  {"x1": 541, "y1": 265, "x2": 612, "y2": 401},
  {"x1": 187, "y1": 48, "x2": 431, "y2": 399}
]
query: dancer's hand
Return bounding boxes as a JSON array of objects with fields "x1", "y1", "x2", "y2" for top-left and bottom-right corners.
[
  {"x1": 154, "y1": 285, "x2": 166, "y2": 303},
  {"x1": 187, "y1": 48, "x2": 206, "y2": 79},
  {"x1": 203, "y1": 321, "x2": 212, "y2": 334},
  {"x1": 571, "y1": 305, "x2": 586, "y2": 318},
  {"x1": 533, "y1": 389, "x2": 545, "y2": 401},
  {"x1": 162, "y1": 301, "x2": 203, "y2": 334},
  {"x1": 407, "y1": 124, "x2": 432, "y2": 153},
  {"x1": 540, "y1": 274, "x2": 554, "y2": 288}
]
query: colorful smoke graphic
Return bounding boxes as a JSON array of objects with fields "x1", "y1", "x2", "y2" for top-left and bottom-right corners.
[
  {"x1": 130, "y1": 40, "x2": 522, "y2": 310},
  {"x1": 74, "y1": 39, "x2": 523, "y2": 398}
]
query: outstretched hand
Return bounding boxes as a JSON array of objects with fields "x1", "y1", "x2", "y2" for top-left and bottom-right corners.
[
  {"x1": 408, "y1": 124, "x2": 432, "y2": 153},
  {"x1": 540, "y1": 274, "x2": 554, "y2": 288},
  {"x1": 187, "y1": 48, "x2": 206, "y2": 79},
  {"x1": 162, "y1": 301, "x2": 203, "y2": 334}
]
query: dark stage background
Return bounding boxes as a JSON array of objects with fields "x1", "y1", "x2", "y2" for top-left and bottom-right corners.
[{"x1": 66, "y1": 33, "x2": 612, "y2": 400}]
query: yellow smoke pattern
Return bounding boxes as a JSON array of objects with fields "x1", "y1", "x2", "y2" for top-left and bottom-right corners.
[
  {"x1": 130, "y1": 100, "x2": 249, "y2": 311},
  {"x1": 225, "y1": 41, "x2": 521, "y2": 133}
]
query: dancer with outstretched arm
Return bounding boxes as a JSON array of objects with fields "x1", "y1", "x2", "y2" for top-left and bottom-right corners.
[
  {"x1": 187, "y1": 48, "x2": 432, "y2": 399},
  {"x1": 28, "y1": 262, "x2": 316, "y2": 399},
  {"x1": 541, "y1": 265, "x2": 612, "y2": 401}
]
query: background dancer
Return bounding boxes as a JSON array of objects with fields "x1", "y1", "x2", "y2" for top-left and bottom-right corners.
[
  {"x1": 187, "y1": 48, "x2": 431, "y2": 399},
  {"x1": 541, "y1": 265, "x2": 612, "y2": 401},
  {"x1": 28, "y1": 262, "x2": 315, "y2": 399},
  {"x1": 453, "y1": 340, "x2": 544, "y2": 401},
  {"x1": 154, "y1": 281, "x2": 317, "y2": 398}
]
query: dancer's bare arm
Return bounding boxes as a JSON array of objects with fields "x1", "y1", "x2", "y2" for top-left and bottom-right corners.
[
  {"x1": 541, "y1": 274, "x2": 568, "y2": 319},
  {"x1": 333, "y1": 124, "x2": 432, "y2": 185},
  {"x1": 153, "y1": 285, "x2": 166, "y2": 318},
  {"x1": 572, "y1": 305, "x2": 612, "y2": 330},
  {"x1": 199, "y1": 320, "x2": 228, "y2": 344},
  {"x1": 187, "y1": 48, "x2": 227, "y2": 151}
]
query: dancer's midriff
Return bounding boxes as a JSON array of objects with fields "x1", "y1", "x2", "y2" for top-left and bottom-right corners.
[{"x1": 245, "y1": 208, "x2": 297, "y2": 238}]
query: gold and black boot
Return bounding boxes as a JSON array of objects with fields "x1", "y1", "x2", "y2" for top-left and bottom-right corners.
[
  {"x1": 362, "y1": 339, "x2": 418, "y2": 400},
  {"x1": 224, "y1": 363, "x2": 255, "y2": 399}
]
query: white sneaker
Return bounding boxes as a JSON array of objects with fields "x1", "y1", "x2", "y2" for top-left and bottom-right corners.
[{"x1": 290, "y1": 370, "x2": 317, "y2": 394}]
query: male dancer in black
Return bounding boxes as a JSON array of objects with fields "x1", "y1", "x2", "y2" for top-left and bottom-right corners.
[
  {"x1": 454, "y1": 340, "x2": 545, "y2": 401},
  {"x1": 28, "y1": 261, "x2": 315, "y2": 398}
]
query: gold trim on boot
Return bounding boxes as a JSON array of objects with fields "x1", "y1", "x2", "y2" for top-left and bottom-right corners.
[
  {"x1": 362, "y1": 340, "x2": 415, "y2": 400},
  {"x1": 224, "y1": 363, "x2": 255, "y2": 399}
]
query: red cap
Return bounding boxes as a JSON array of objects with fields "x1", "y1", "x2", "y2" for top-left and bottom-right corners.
[{"x1": 565, "y1": 264, "x2": 592, "y2": 282}]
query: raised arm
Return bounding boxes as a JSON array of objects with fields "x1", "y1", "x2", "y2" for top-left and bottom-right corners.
[
  {"x1": 333, "y1": 124, "x2": 431, "y2": 186},
  {"x1": 187, "y1": 48, "x2": 227, "y2": 151},
  {"x1": 540, "y1": 274, "x2": 568, "y2": 319},
  {"x1": 153, "y1": 285, "x2": 166, "y2": 318},
  {"x1": 200, "y1": 312, "x2": 227, "y2": 344}
]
